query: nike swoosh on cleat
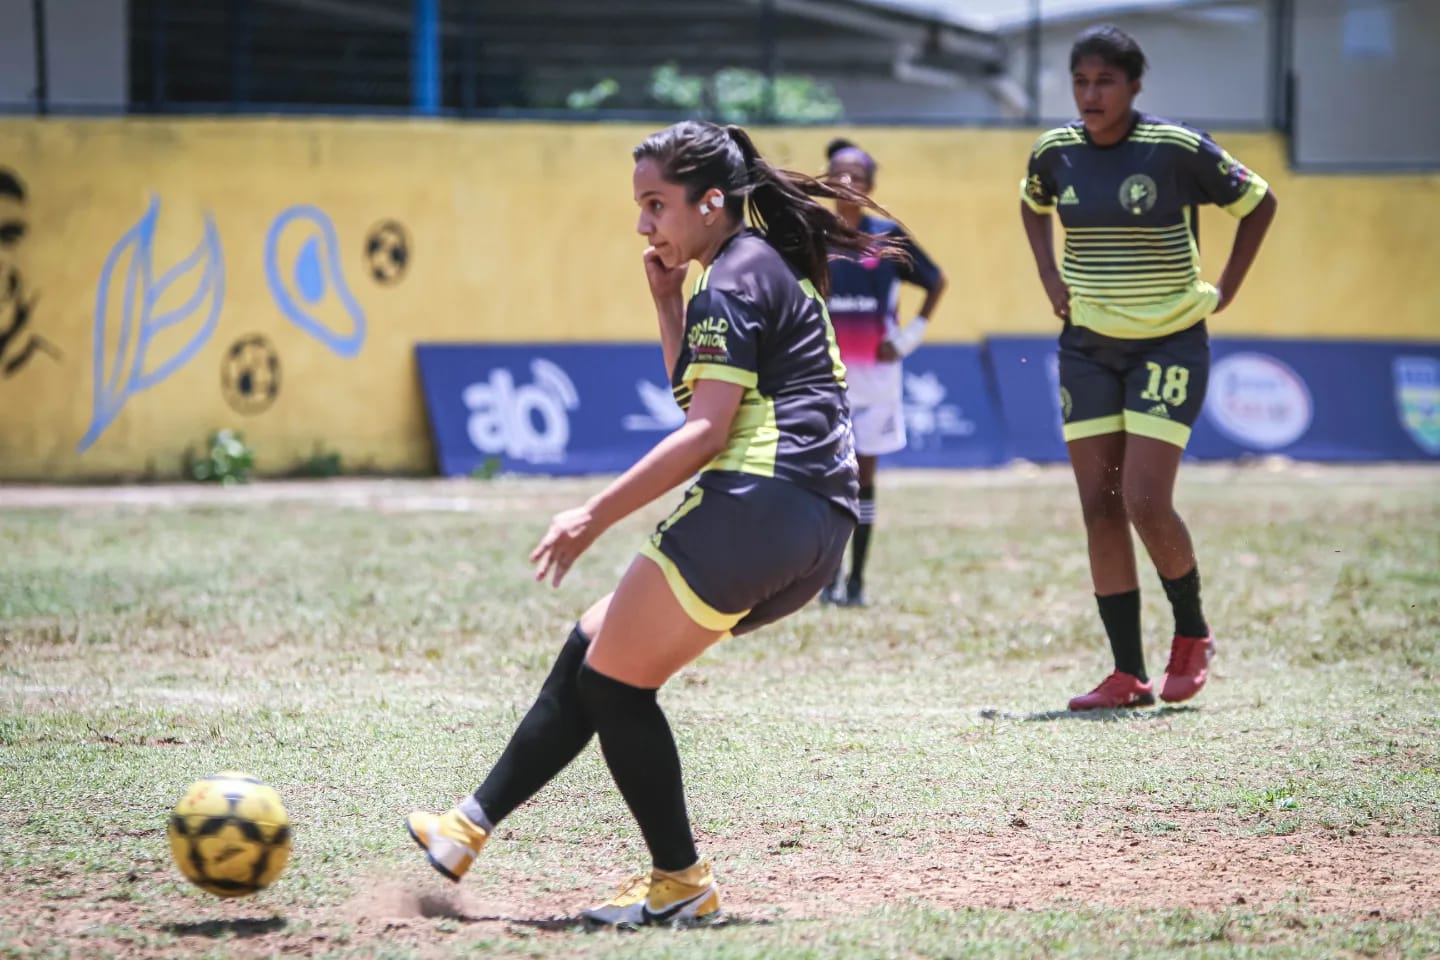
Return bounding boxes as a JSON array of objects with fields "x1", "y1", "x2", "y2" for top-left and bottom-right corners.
[{"x1": 641, "y1": 886, "x2": 715, "y2": 924}]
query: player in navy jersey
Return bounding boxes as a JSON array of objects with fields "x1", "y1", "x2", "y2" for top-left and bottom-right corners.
[
  {"x1": 818, "y1": 139, "x2": 947, "y2": 607},
  {"x1": 1019, "y1": 25, "x2": 1277, "y2": 710},
  {"x1": 408, "y1": 121, "x2": 895, "y2": 927}
]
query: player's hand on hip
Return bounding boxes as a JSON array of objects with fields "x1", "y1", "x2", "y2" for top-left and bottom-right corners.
[
  {"x1": 530, "y1": 505, "x2": 601, "y2": 587},
  {"x1": 1042, "y1": 271, "x2": 1071, "y2": 320},
  {"x1": 643, "y1": 246, "x2": 689, "y2": 303},
  {"x1": 1213, "y1": 285, "x2": 1232, "y2": 313},
  {"x1": 876, "y1": 340, "x2": 901, "y2": 363}
]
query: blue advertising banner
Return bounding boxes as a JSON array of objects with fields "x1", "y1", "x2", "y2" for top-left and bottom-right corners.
[
  {"x1": 415, "y1": 343, "x2": 679, "y2": 476},
  {"x1": 882, "y1": 345, "x2": 1008, "y2": 468},
  {"x1": 416, "y1": 342, "x2": 1010, "y2": 476},
  {"x1": 986, "y1": 336, "x2": 1066, "y2": 463},
  {"x1": 987, "y1": 335, "x2": 1440, "y2": 462}
]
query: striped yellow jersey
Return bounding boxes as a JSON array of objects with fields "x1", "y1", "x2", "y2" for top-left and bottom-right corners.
[{"x1": 1021, "y1": 113, "x2": 1269, "y2": 339}]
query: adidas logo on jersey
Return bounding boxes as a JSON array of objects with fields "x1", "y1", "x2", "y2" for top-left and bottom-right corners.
[
  {"x1": 1146, "y1": 403, "x2": 1171, "y2": 419},
  {"x1": 1059, "y1": 185, "x2": 1080, "y2": 205}
]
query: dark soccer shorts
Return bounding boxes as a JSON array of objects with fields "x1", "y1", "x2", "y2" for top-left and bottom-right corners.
[
  {"x1": 1057, "y1": 319, "x2": 1211, "y2": 449},
  {"x1": 640, "y1": 477, "x2": 856, "y2": 636}
]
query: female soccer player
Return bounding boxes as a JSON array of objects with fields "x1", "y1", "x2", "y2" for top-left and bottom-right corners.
[
  {"x1": 409, "y1": 121, "x2": 886, "y2": 926},
  {"x1": 819, "y1": 139, "x2": 947, "y2": 607},
  {"x1": 1019, "y1": 25, "x2": 1277, "y2": 710}
]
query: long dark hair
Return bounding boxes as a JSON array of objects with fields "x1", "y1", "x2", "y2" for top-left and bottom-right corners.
[{"x1": 634, "y1": 121, "x2": 898, "y2": 298}]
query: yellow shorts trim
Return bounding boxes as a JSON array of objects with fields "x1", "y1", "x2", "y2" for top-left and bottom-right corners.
[
  {"x1": 1124, "y1": 410, "x2": 1192, "y2": 448},
  {"x1": 1062, "y1": 414, "x2": 1124, "y2": 442},
  {"x1": 638, "y1": 541, "x2": 748, "y2": 633}
]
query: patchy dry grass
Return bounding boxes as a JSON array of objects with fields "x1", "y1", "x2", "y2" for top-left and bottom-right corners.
[{"x1": 2, "y1": 465, "x2": 1438, "y2": 958}]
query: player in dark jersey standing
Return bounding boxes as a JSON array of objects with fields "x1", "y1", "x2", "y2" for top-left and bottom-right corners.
[
  {"x1": 408, "y1": 121, "x2": 890, "y2": 926},
  {"x1": 1019, "y1": 25, "x2": 1277, "y2": 710},
  {"x1": 819, "y1": 139, "x2": 947, "y2": 607}
]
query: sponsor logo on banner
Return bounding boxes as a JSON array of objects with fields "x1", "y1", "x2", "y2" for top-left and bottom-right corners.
[
  {"x1": 902, "y1": 370, "x2": 976, "y2": 449},
  {"x1": 1207, "y1": 352, "x2": 1312, "y2": 449},
  {"x1": 1393, "y1": 355, "x2": 1440, "y2": 454},
  {"x1": 622, "y1": 380, "x2": 686, "y2": 432},
  {"x1": 463, "y1": 358, "x2": 578, "y2": 464}
]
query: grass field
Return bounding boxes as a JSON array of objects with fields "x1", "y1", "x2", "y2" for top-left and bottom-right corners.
[{"x1": 2, "y1": 464, "x2": 1438, "y2": 959}]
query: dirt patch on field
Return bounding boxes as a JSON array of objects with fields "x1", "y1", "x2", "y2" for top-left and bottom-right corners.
[
  {"x1": 8, "y1": 821, "x2": 1432, "y2": 959},
  {"x1": 745, "y1": 822, "x2": 1439, "y2": 919},
  {"x1": 337, "y1": 818, "x2": 1440, "y2": 926}
]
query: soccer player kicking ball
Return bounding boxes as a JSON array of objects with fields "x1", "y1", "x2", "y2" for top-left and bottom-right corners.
[
  {"x1": 408, "y1": 121, "x2": 896, "y2": 926},
  {"x1": 1019, "y1": 25, "x2": 1277, "y2": 710}
]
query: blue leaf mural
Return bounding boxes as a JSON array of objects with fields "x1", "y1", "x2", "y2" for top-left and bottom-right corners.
[{"x1": 79, "y1": 197, "x2": 224, "y2": 453}]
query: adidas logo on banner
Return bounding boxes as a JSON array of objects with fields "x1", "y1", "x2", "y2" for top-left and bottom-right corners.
[
  {"x1": 1146, "y1": 403, "x2": 1171, "y2": 419},
  {"x1": 1059, "y1": 185, "x2": 1080, "y2": 205}
]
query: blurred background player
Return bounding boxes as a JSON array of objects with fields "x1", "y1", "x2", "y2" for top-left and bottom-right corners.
[
  {"x1": 1019, "y1": 25, "x2": 1277, "y2": 711},
  {"x1": 408, "y1": 120, "x2": 892, "y2": 927},
  {"x1": 819, "y1": 138, "x2": 947, "y2": 608}
]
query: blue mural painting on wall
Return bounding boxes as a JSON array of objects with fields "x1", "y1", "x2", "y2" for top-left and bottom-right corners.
[
  {"x1": 264, "y1": 205, "x2": 366, "y2": 357},
  {"x1": 79, "y1": 197, "x2": 225, "y2": 452}
]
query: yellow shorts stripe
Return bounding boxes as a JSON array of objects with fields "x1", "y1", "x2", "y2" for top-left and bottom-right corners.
[
  {"x1": 638, "y1": 541, "x2": 747, "y2": 633},
  {"x1": 1063, "y1": 414, "x2": 1124, "y2": 442},
  {"x1": 1123, "y1": 410, "x2": 1192, "y2": 448}
]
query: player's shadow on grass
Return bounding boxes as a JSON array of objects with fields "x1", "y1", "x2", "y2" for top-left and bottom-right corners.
[
  {"x1": 162, "y1": 916, "x2": 287, "y2": 938},
  {"x1": 413, "y1": 893, "x2": 767, "y2": 933},
  {"x1": 981, "y1": 705, "x2": 1200, "y2": 723}
]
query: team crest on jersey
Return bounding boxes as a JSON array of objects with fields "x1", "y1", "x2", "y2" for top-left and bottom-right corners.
[
  {"x1": 1118, "y1": 174, "x2": 1157, "y2": 215},
  {"x1": 1393, "y1": 356, "x2": 1440, "y2": 455}
]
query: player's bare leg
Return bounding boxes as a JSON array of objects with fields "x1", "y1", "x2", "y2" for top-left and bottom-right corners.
[
  {"x1": 580, "y1": 555, "x2": 725, "y2": 926},
  {"x1": 1123, "y1": 436, "x2": 1214, "y2": 703},
  {"x1": 1066, "y1": 432, "x2": 1154, "y2": 709}
]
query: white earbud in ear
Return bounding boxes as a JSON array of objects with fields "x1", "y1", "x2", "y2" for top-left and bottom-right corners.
[
  {"x1": 700, "y1": 193, "x2": 724, "y2": 217},
  {"x1": 698, "y1": 202, "x2": 711, "y2": 215}
]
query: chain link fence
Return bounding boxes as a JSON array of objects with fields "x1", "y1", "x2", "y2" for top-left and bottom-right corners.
[{"x1": 2, "y1": 0, "x2": 1435, "y2": 167}]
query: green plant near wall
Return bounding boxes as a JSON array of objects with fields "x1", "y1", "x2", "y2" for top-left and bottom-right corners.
[
  {"x1": 186, "y1": 429, "x2": 255, "y2": 484},
  {"x1": 293, "y1": 444, "x2": 343, "y2": 478}
]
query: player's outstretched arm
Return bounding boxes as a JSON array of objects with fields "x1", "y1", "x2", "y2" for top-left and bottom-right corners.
[{"x1": 529, "y1": 379, "x2": 743, "y2": 587}]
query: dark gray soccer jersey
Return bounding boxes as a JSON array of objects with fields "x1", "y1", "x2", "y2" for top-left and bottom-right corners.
[
  {"x1": 672, "y1": 229, "x2": 858, "y2": 518},
  {"x1": 1021, "y1": 113, "x2": 1269, "y2": 339}
]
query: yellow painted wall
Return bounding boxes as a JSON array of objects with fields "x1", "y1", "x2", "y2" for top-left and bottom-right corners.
[{"x1": 0, "y1": 119, "x2": 1436, "y2": 480}]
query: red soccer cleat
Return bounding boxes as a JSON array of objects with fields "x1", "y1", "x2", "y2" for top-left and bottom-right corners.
[
  {"x1": 1068, "y1": 671, "x2": 1156, "y2": 711},
  {"x1": 1160, "y1": 634, "x2": 1216, "y2": 703}
]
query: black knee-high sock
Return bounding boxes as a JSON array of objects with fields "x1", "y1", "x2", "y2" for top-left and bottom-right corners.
[
  {"x1": 848, "y1": 484, "x2": 876, "y2": 590},
  {"x1": 1096, "y1": 589, "x2": 1146, "y2": 682},
  {"x1": 470, "y1": 626, "x2": 593, "y2": 828},
  {"x1": 1160, "y1": 566, "x2": 1210, "y2": 639},
  {"x1": 576, "y1": 663, "x2": 697, "y2": 872}
]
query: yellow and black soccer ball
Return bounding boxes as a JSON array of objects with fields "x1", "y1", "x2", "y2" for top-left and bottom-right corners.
[{"x1": 167, "y1": 771, "x2": 291, "y2": 898}]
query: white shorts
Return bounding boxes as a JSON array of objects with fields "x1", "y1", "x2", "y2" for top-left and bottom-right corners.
[{"x1": 845, "y1": 361, "x2": 906, "y2": 457}]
